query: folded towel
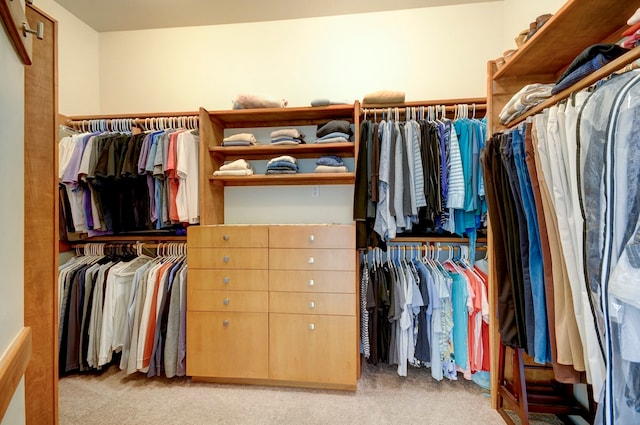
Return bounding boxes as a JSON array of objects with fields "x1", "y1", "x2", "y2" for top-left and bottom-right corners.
[
  {"x1": 315, "y1": 165, "x2": 348, "y2": 173},
  {"x1": 362, "y1": 90, "x2": 405, "y2": 105},
  {"x1": 233, "y1": 94, "x2": 287, "y2": 109},
  {"x1": 222, "y1": 133, "x2": 257, "y2": 144},
  {"x1": 219, "y1": 159, "x2": 252, "y2": 171},
  {"x1": 213, "y1": 169, "x2": 254, "y2": 176},
  {"x1": 271, "y1": 128, "x2": 302, "y2": 139},
  {"x1": 268, "y1": 155, "x2": 297, "y2": 165}
]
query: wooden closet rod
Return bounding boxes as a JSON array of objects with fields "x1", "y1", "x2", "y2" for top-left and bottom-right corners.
[{"x1": 66, "y1": 111, "x2": 200, "y2": 121}]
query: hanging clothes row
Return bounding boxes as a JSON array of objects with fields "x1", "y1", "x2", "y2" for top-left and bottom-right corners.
[
  {"x1": 482, "y1": 68, "x2": 640, "y2": 425},
  {"x1": 58, "y1": 242, "x2": 188, "y2": 379},
  {"x1": 359, "y1": 243, "x2": 489, "y2": 384},
  {"x1": 59, "y1": 116, "x2": 200, "y2": 240},
  {"x1": 354, "y1": 103, "x2": 488, "y2": 252}
]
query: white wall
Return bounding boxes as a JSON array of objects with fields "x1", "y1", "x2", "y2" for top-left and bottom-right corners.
[
  {"x1": 95, "y1": 1, "x2": 505, "y2": 225},
  {"x1": 98, "y1": 2, "x2": 504, "y2": 113},
  {"x1": 502, "y1": 0, "x2": 566, "y2": 52},
  {"x1": 0, "y1": 24, "x2": 26, "y2": 425},
  {"x1": 37, "y1": 0, "x2": 100, "y2": 115}
]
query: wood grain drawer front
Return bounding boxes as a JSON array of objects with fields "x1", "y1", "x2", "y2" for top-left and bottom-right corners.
[
  {"x1": 269, "y1": 225, "x2": 355, "y2": 249},
  {"x1": 187, "y1": 311, "x2": 268, "y2": 379},
  {"x1": 269, "y1": 292, "x2": 355, "y2": 316},
  {"x1": 269, "y1": 314, "x2": 357, "y2": 385},
  {"x1": 189, "y1": 247, "x2": 268, "y2": 269},
  {"x1": 269, "y1": 270, "x2": 355, "y2": 293},
  {"x1": 189, "y1": 290, "x2": 268, "y2": 312},
  {"x1": 188, "y1": 225, "x2": 268, "y2": 248},
  {"x1": 269, "y1": 249, "x2": 354, "y2": 271},
  {"x1": 188, "y1": 269, "x2": 268, "y2": 291}
]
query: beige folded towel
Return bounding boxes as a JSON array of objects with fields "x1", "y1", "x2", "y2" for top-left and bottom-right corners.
[{"x1": 315, "y1": 165, "x2": 349, "y2": 173}]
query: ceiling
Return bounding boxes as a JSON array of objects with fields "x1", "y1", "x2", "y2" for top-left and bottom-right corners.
[{"x1": 55, "y1": 0, "x2": 497, "y2": 32}]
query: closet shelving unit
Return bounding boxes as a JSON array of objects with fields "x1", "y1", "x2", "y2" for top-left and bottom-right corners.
[
  {"x1": 486, "y1": 1, "x2": 640, "y2": 424},
  {"x1": 198, "y1": 104, "x2": 360, "y2": 224}
]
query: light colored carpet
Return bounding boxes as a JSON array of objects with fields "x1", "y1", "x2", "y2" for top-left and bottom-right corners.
[{"x1": 58, "y1": 363, "x2": 560, "y2": 425}]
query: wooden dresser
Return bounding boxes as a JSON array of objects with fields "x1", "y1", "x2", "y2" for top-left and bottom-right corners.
[{"x1": 187, "y1": 224, "x2": 357, "y2": 390}]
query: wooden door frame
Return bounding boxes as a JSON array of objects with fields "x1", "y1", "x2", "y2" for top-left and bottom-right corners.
[{"x1": 24, "y1": 4, "x2": 59, "y2": 425}]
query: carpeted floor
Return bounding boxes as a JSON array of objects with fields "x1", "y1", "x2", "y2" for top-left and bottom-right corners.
[{"x1": 58, "y1": 363, "x2": 561, "y2": 425}]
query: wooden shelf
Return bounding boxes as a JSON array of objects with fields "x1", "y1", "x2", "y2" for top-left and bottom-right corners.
[
  {"x1": 210, "y1": 142, "x2": 355, "y2": 160},
  {"x1": 209, "y1": 172, "x2": 355, "y2": 186},
  {"x1": 206, "y1": 104, "x2": 356, "y2": 128},
  {"x1": 501, "y1": 45, "x2": 640, "y2": 130},
  {"x1": 494, "y1": 0, "x2": 637, "y2": 80}
]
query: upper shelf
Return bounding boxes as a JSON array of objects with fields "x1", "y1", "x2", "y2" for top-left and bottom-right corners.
[
  {"x1": 203, "y1": 104, "x2": 358, "y2": 129},
  {"x1": 494, "y1": 0, "x2": 638, "y2": 80}
]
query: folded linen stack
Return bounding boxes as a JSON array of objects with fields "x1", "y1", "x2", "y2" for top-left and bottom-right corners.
[
  {"x1": 270, "y1": 129, "x2": 305, "y2": 145},
  {"x1": 213, "y1": 159, "x2": 254, "y2": 176},
  {"x1": 222, "y1": 133, "x2": 257, "y2": 147},
  {"x1": 266, "y1": 155, "x2": 298, "y2": 174},
  {"x1": 315, "y1": 120, "x2": 352, "y2": 144},
  {"x1": 315, "y1": 155, "x2": 348, "y2": 173},
  {"x1": 499, "y1": 83, "x2": 555, "y2": 124}
]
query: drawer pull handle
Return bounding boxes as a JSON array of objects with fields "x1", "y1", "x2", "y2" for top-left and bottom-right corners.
[
  {"x1": 223, "y1": 234, "x2": 229, "y2": 241},
  {"x1": 308, "y1": 257, "x2": 314, "y2": 264},
  {"x1": 308, "y1": 323, "x2": 315, "y2": 331},
  {"x1": 223, "y1": 320, "x2": 229, "y2": 327},
  {"x1": 223, "y1": 298, "x2": 230, "y2": 305},
  {"x1": 223, "y1": 277, "x2": 229, "y2": 284},
  {"x1": 309, "y1": 301, "x2": 315, "y2": 309},
  {"x1": 308, "y1": 279, "x2": 314, "y2": 287},
  {"x1": 223, "y1": 256, "x2": 229, "y2": 263},
  {"x1": 309, "y1": 234, "x2": 315, "y2": 242}
]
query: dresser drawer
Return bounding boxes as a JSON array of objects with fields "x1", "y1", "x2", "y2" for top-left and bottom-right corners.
[
  {"x1": 189, "y1": 247, "x2": 268, "y2": 269},
  {"x1": 189, "y1": 269, "x2": 268, "y2": 291},
  {"x1": 269, "y1": 270, "x2": 354, "y2": 293},
  {"x1": 269, "y1": 225, "x2": 355, "y2": 249},
  {"x1": 269, "y1": 292, "x2": 355, "y2": 316},
  {"x1": 189, "y1": 290, "x2": 268, "y2": 312},
  {"x1": 188, "y1": 225, "x2": 268, "y2": 248},
  {"x1": 269, "y1": 248, "x2": 354, "y2": 271},
  {"x1": 187, "y1": 311, "x2": 268, "y2": 379},
  {"x1": 269, "y1": 313, "x2": 357, "y2": 386}
]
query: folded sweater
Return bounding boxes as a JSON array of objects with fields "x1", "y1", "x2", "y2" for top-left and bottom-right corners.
[
  {"x1": 268, "y1": 155, "x2": 297, "y2": 165},
  {"x1": 213, "y1": 169, "x2": 254, "y2": 176},
  {"x1": 222, "y1": 133, "x2": 257, "y2": 145},
  {"x1": 315, "y1": 165, "x2": 349, "y2": 173},
  {"x1": 219, "y1": 159, "x2": 252, "y2": 171}
]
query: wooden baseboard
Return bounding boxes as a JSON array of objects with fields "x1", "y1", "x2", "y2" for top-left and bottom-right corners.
[
  {"x1": 0, "y1": 327, "x2": 32, "y2": 421},
  {"x1": 191, "y1": 376, "x2": 357, "y2": 392}
]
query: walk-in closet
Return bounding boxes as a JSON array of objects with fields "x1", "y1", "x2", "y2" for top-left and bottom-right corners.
[{"x1": 2, "y1": 0, "x2": 639, "y2": 424}]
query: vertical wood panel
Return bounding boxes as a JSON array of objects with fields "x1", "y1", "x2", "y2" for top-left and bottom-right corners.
[{"x1": 24, "y1": 5, "x2": 58, "y2": 425}]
